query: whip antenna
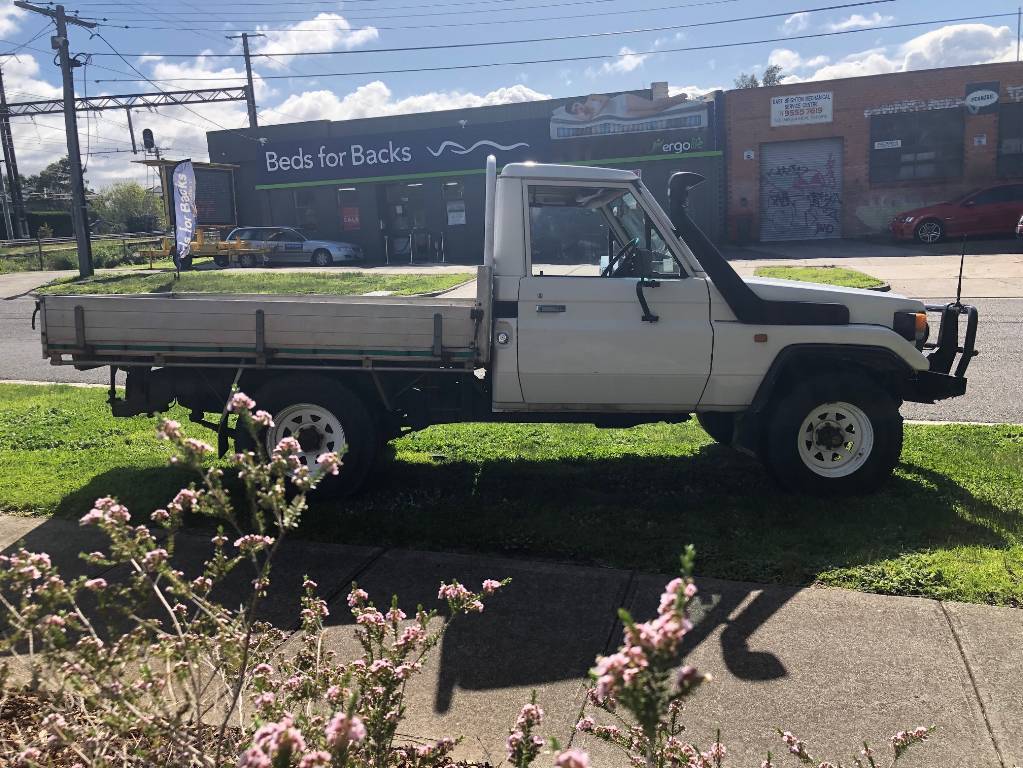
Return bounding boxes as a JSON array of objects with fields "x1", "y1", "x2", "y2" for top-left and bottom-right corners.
[{"x1": 955, "y1": 234, "x2": 967, "y2": 306}]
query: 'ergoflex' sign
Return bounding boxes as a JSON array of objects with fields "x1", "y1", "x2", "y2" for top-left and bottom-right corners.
[{"x1": 171, "y1": 160, "x2": 196, "y2": 268}]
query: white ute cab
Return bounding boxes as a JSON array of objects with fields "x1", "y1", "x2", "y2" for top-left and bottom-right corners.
[{"x1": 37, "y1": 157, "x2": 978, "y2": 496}]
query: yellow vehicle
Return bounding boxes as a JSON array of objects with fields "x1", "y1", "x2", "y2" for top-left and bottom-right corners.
[{"x1": 136, "y1": 228, "x2": 262, "y2": 269}]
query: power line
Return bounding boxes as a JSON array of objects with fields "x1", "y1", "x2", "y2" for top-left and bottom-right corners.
[
  {"x1": 75, "y1": 0, "x2": 894, "y2": 60},
  {"x1": 91, "y1": 11, "x2": 1023, "y2": 83},
  {"x1": 76, "y1": 0, "x2": 764, "y2": 32}
]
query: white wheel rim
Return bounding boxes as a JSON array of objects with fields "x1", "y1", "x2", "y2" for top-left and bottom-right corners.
[
  {"x1": 918, "y1": 223, "x2": 941, "y2": 243},
  {"x1": 796, "y1": 401, "x2": 874, "y2": 478},
  {"x1": 266, "y1": 403, "x2": 346, "y2": 470}
]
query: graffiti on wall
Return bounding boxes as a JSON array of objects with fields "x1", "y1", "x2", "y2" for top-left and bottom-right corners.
[{"x1": 760, "y1": 152, "x2": 842, "y2": 240}]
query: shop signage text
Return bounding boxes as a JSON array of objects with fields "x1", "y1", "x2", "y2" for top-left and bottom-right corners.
[{"x1": 770, "y1": 92, "x2": 833, "y2": 127}]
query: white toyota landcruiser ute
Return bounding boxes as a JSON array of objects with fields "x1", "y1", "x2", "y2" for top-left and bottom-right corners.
[{"x1": 36, "y1": 158, "x2": 977, "y2": 496}]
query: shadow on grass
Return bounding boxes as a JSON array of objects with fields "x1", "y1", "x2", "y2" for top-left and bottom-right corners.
[{"x1": 6, "y1": 445, "x2": 1014, "y2": 710}]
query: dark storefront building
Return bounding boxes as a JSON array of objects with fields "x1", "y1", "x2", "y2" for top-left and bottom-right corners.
[{"x1": 206, "y1": 83, "x2": 725, "y2": 264}]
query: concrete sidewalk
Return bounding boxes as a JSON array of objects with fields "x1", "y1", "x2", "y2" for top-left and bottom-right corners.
[{"x1": 1, "y1": 514, "x2": 1018, "y2": 767}]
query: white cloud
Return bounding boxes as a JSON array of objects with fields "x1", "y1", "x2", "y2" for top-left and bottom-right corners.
[
  {"x1": 782, "y1": 12, "x2": 811, "y2": 34},
  {"x1": 253, "y1": 13, "x2": 379, "y2": 69},
  {"x1": 264, "y1": 81, "x2": 550, "y2": 123},
  {"x1": 826, "y1": 12, "x2": 892, "y2": 32},
  {"x1": 792, "y1": 23, "x2": 1015, "y2": 82},
  {"x1": 586, "y1": 47, "x2": 649, "y2": 77},
  {"x1": 826, "y1": 12, "x2": 894, "y2": 32},
  {"x1": 668, "y1": 84, "x2": 723, "y2": 99},
  {"x1": 0, "y1": 1, "x2": 25, "y2": 36},
  {"x1": 768, "y1": 48, "x2": 830, "y2": 75}
]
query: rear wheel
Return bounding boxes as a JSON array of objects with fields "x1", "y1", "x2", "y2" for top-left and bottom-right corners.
[
  {"x1": 696, "y1": 411, "x2": 736, "y2": 445},
  {"x1": 238, "y1": 252, "x2": 258, "y2": 268},
  {"x1": 235, "y1": 377, "x2": 379, "y2": 497},
  {"x1": 763, "y1": 373, "x2": 902, "y2": 495},
  {"x1": 915, "y1": 219, "x2": 943, "y2": 244},
  {"x1": 213, "y1": 254, "x2": 229, "y2": 268},
  {"x1": 311, "y1": 249, "x2": 333, "y2": 267}
]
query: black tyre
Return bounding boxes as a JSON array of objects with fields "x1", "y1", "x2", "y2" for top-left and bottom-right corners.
[
  {"x1": 238, "y1": 252, "x2": 258, "y2": 268},
  {"x1": 213, "y1": 254, "x2": 229, "y2": 268},
  {"x1": 914, "y1": 219, "x2": 943, "y2": 244},
  {"x1": 235, "y1": 377, "x2": 379, "y2": 497},
  {"x1": 696, "y1": 411, "x2": 736, "y2": 445},
  {"x1": 311, "y1": 249, "x2": 333, "y2": 267},
  {"x1": 763, "y1": 373, "x2": 902, "y2": 495}
]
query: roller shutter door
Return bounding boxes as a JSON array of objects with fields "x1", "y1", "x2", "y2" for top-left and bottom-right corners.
[{"x1": 759, "y1": 138, "x2": 843, "y2": 241}]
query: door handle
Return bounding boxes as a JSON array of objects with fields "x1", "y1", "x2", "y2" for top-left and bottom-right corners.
[{"x1": 536, "y1": 304, "x2": 566, "y2": 313}]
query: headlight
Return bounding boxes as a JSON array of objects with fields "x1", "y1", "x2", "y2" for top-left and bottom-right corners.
[{"x1": 903, "y1": 216, "x2": 915, "y2": 224}]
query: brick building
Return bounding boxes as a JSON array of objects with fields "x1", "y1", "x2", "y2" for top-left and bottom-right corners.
[{"x1": 724, "y1": 61, "x2": 1023, "y2": 242}]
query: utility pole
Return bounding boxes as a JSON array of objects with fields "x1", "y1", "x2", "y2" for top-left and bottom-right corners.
[
  {"x1": 15, "y1": 2, "x2": 96, "y2": 277},
  {"x1": 1017, "y1": 6, "x2": 1021, "y2": 62},
  {"x1": 226, "y1": 32, "x2": 264, "y2": 128},
  {"x1": 0, "y1": 67, "x2": 29, "y2": 238},
  {"x1": 0, "y1": 161, "x2": 13, "y2": 239}
]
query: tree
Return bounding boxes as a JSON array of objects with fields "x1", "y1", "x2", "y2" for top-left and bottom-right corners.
[
  {"x1": 20, "y1": 156, "x2": 94, "y2": 210},
  {"x1": 91, "y1": 181, "x2": 167, "y2": 233},
  {"x1": 733, "y1": 64, "x2": 785, "y2": 89}
]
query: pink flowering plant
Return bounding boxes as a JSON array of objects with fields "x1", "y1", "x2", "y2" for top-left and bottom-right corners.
[
  {"x1": 507, "y1": 547, "x2": 933, "y2": 768},
  {"x1": 0, "y1": 392, "x2": 508, "y2": 767}
]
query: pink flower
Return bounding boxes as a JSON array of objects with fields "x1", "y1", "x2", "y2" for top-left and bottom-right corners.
[
  {"x1": 684, "y1": 582, "x2": 698, "y2": 598},
  {"x1": 356, "y1": 609, "x2": 385, "y2": 628},
  {"x1": 299, "y1": 751, "x2": 331, "y2": 768},
  {"x1": 141, "y1": 548, "x2": 168, "y2": 571},
  {"x1": 237, "y1": 746, "x2": 271, "y2": 768},
  {"x1": 80, "y1": 497, "x2": 130, "y2": 527},
  {"x1": 506, "y1": 730, "x2": 524, "y2": 759},
  {"x1": 385, "y1": 607, "x2": 406, "y2": 623},
  {"x1": 228, "y1": 392, "x2": 256, "y2": 412},
  {"x1": 252, "y1": 663, "x2": 274, "y2": 677},
  {"x1": 84, "y1": 578, "x2": 107, "y2": 591},
  {"x1": 316, "y1": 452, "x2": 341, "y2": 475},
  {"x1": 157, "y1": 419, "x2": 182, "y2": 440},
  {"x1": 251, "y1": 714, "x2": 306, "y2": 759},
  {"x1": 555, "y1": 748, "x2": 590, "y2": 768},
  {"x1": 516, "y1": 702, "x2": 544, "y2": 728},
  {"x1": 184, "y1": 438, "x2": 213, "y2": 455},
  {"x1": 482, "y1": 578, "x2": 503, "y2": 595},
  {"x1": 234, "y1": 534, "x2": 275, "y2": 553},
  {"x1": 274, "y1": 437, "x2": 301, "y2": 455},
  {"x1": 16, "y1": 748, "x2": 42, "y2": 766},
  {"x1": 708, "y1": 742, "x2": 726, "y2": 760},
  {"x1": 325, "y1": 711, "x2": 366, "y2": 749},
  {"x1": 326, "y1": 685, "x2": 342, "y2": 702},
  {"x1": 438, "y1": 581, "x2": 471, "y2": 601},
  {"x1": 575, "y1": 717, "x2": 595, "y2": 732},
  {"x1": 253, "y1": 692, "x2": 276, "y2": 709},
  {"x1": 347, "y1": 587, "x2": 369, "y2": 607},
  {"x1": 251, "y1": 410, "x2": 274, "y2": 427}
]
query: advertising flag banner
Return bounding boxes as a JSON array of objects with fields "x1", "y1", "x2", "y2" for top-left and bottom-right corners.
[{"x1": 172, "y1": 160, "x2": 197, "y2": 269}]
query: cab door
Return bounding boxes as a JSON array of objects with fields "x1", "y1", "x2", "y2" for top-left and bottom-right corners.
[
  {"x1": 269, "y1": 229, "x2": 307, "y2": 263},
  {"x1": 514, "y1": 182, "x2": 712, "y2": 411}
]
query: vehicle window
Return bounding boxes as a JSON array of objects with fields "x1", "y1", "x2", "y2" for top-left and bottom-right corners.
[
  {"x1": 271, "y1": 229, "x2": 304, "y2": 243},
  {"x1": 230, "y1": 229, "x2": 253, "y2": 241},
  {"x1": 972, "y1": 188, "x2": 1007, "y2": 205},
  {"x1": 527, "y1": 184, "x2": 681, "y2": 278}
]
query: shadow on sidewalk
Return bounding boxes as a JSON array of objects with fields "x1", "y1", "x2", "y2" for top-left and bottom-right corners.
[{"x1": 6, "y1": 437, "x2": 1013, "y2": 711}]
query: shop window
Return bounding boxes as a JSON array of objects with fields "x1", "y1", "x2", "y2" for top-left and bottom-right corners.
[
  {"x1": 869, "y1": 110, "x2": 964, "y2": 184},
  {"x1": 383, "y1": 183, "x2": 426, "y2": 230},
  {"x1": 338, "y1": 186, "x2": 360, "y2": 231},
  {"x1": 293, "y1": 189, "x2": 319, "y2": 232},
  {"x1": 998, "y1": 103, "x2": 1023, "y2": 178},
  {"x1": 443, "y1": 180, "x2": 466, "y2": 225}
]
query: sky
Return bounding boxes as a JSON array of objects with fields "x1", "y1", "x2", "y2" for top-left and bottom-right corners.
[{"x1": 0, "y1": 0, "x2": 1018, "y2": 189}]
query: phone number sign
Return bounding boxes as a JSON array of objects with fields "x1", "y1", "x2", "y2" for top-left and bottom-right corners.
[{"x1": 770, "y1": 91, "x2": 833, "y2": 127}]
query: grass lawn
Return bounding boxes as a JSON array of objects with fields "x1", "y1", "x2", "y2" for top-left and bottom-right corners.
[
  {"x1": 753, "y1": 265, "x2": 886, "y2": 290},
  {"x1": 35, "y1": 270, "x2": 474, "y2": 296},
  {"x1": 1, "y1": 383, "x2": 1021, "y2": 606}
]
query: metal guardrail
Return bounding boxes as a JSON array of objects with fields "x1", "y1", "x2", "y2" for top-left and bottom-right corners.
[{"x1": 0, "y1": 235, "x2": 164, "y2": 270}]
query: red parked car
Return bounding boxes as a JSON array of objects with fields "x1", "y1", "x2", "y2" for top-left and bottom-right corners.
[{"x1": 890, "y1": 183, "x2": 1023, "y2": 243}]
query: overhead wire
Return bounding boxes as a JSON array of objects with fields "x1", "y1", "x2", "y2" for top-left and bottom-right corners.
[
  {"x1": 74, "y1": 0, "x2": 896, "y2": 60},
  {"x1": 90, "y1": 11, "x2": 1023, "y2": 84}
]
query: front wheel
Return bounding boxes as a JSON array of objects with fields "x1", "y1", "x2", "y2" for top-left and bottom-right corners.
[
  {"x1": 915, "y1": 219, "x2": 943, "y2": 244},
  {"x1": 311, "y1": 249, "x2": 333, "y2": 267},
  {"x1": 235, "y1": 377, "x2": 379, "y2": 497},
  {"x1": 763, "y1": 373, "x2": 902, "y2": 495}
]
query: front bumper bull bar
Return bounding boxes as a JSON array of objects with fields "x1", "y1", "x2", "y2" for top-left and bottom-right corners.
[{"x1": 905, "y1": 302, "x2": 979, "y2": 403}]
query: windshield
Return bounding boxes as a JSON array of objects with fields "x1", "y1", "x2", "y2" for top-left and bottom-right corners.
[{"x1": 945, "y1": 189, "x2": 979, "y2": 204}]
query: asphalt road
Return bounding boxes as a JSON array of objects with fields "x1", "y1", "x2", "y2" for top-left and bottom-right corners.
[{"x1": 2, "y1": 289, "x2": 1019, "y2": 423}]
